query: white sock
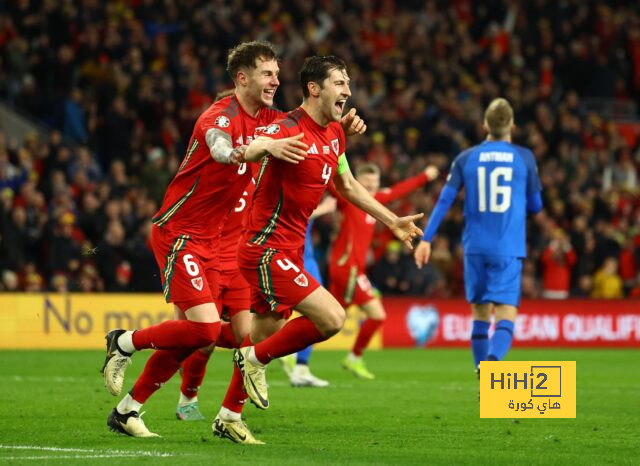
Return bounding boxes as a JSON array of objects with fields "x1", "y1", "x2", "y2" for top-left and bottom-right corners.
[
  {"x1": 218, "y1": 406, "x2": 242, "y2": 422},
  {"x1": 117, "y1": 331, "x2": 136, "y2": 354},
  {"x1": 246, "y1": 346, "x2": 265, "y2": 367},
  {"x1": 117, "y1": 393, "x2": 143, "y2": 414},
  {"x1": 179, "y1": 393, "x2": 197, "y2": 405},
  {"x1": 347, "y1": 352, "x2": 361, "y2": 362}
]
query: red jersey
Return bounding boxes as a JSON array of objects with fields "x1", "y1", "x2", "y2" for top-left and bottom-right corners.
[
  {"x1": 215, "y1": 167, "x2": 257, "y2": 272},
  {"x1": 329, "y1": 172, "x2": 429, "y2": 272},
  {"x1": 244, "y1": 107, "x2": 346, "y2": 251},
  {"x1": 151, "y1": 95, "x2": 282, "y2": 239}
]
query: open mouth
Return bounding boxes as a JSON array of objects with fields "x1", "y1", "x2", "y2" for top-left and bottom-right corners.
[
  {"x1": 263, "y1": 89, "x2": 276, "y2": 99},
  {"x1": 335, "y1": 100, "x2": 346, "y2": 113}
]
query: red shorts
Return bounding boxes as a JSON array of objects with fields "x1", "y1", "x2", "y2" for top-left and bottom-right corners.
[
  {"x1": 216, "y1": 267, "x2": 251, "y2": 319},
  {"x1": 237, "y1": 242, "x2": 320, "y2": 319},
  {"x1": 329, "y1": 264, "x2": 375, "y2": 307},
  {"x1": 150, "y1": 226, "x2": 218, "y2": 309}
]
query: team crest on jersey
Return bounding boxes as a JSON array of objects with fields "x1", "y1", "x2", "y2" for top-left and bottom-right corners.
[
  {"x1": 215, "y1": 116, "x2": 230, "y2": 128},
  {"x1": 191, "y1": 277, "x2": 204, "y2": 291},
  {"x1": 264, "y1": 124, "x2": 280, "y2": 135},
  {"x1": 294, "y1": 273, "x2": 308, "y2": 287},
  {"x1": 331, "y1": 139, "x2": 339, "y2": 156}
]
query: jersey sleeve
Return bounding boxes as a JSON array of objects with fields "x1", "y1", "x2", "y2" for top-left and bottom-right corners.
[
  {"x1": 523, "y1": 148, "x2": 542, "y2": 196},
  {"x1": 444, "y1": 152, "x2": 466, "y2": 191},
  {"x1": 375, "y1": 172, "x2": 428, "y2": 204},
  {"x1": 255, "y1": 121, "x2": 292, "y2": 141},
  {"x1": 199, "y1": 108, "x2": 235, "y2": 140}
]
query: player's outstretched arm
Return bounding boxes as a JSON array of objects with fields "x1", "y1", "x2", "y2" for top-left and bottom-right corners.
[
  {"x1": 340, "y1": 108, "x2": 367, "y2": 136},
  {"x1": 244, "y1": 134, "x2": 308, "y2": 164},
  {"x1": 205, "y1": 128, "x2": 249, "y2": 165},
  {"x1": 334, "y1": 164, "x2": 423, "y2": 249}
]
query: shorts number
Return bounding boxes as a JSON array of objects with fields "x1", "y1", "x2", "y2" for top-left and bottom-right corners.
[
  {"x1": 322, "y1": 163, "x2": 332, "y2": 185},
  {"x1": 183, "y1": 254, "x2": 200, "y2": 277},
  {"x1": 237, "y1": 163, "x2": 247, "y2": 175},
  {"x1": 477, "y1": 166, "x2": 512, "y2": 213},
  {"x1": 234, "y1": 191, "x2": 249, "y2": 212},
  {"x1": 276, "y1": 258, "x2": 300, "y2": 273}
]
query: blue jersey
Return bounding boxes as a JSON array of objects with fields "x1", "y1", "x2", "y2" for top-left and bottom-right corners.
[{"x1": 424, "y1": 140, "x2": 541, "y2": 258}]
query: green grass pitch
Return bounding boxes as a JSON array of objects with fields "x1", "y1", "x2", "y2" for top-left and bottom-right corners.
[{"x1": 0, "y1": 348, "x2": 638, "y2": 465}]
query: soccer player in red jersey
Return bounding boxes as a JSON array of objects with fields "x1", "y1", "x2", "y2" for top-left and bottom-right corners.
[
  {"x1": 101, "y1": 41, "x2": 310, "y2": 438},
  {"x1": 220, "y1": 56, "x2": 423, "y2": 442},
  {"x1": 330, "y1": 162, "x2": 439, "y2": 379}
]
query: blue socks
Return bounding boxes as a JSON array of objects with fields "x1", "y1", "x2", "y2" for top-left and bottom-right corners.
[
  {"x1": 488, "y1": 319, "x2": 515, "y2": 361},
  {"x1": 471, "y1": 320, "x2": 490, "y2": 367},
  {"x1": 296, "y1": 345, "x2": 313, "y2": 365}
]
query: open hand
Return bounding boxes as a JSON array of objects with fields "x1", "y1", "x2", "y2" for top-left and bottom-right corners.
[
  {"x1": 389, "y1": 213, "x2": 424, "y2": 249},
  {"x1": 268, "y1": 133, "x2": 308, "y2": 164}
]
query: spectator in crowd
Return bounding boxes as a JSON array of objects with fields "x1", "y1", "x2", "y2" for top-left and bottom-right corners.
[
  {"x1": 592, "y1": 257, "x2": 624, "y2": 299},
  {"x1": 541, "y1": 230, "x2": 577, "y2": 299}
]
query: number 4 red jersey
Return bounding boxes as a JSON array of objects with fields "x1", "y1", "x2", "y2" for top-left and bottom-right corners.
[
  {"x1": 243, "y1": 107, "x2": 347, "y2": 252},
  {"x1": 151, "y1": 95, "x2": 282, "y2": 239}
]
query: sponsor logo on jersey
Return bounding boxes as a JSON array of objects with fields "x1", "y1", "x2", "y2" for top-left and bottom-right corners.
[
  {"x1": 294, "y1": 273, "x2": 308, "y2": 287},
  {"x1": 331, "y1": 139, "x2": 339, "y2": 156},
  {"x1": 191, "y1": 277, "x2": 204, "y2": 291},
  {"x1": 263, "y1": 124, "x2": 280, "y2": 135},
  {"x1": 308, "y1": 143, "x2": 319, "y2": 154},
  {"x1": 323, "y1": 145, "x2": 330, "y2": 154},
  {"x1": 215, "y1": 116, "x2": 230, "y2": 128}
]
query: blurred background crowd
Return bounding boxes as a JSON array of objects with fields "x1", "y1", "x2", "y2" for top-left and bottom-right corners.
[{"x1": 0, "y1": 0, "x2": 639, "y2": 298}]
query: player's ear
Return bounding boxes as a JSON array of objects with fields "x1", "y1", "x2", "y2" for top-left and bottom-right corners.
[
  {"x1": 482, "y1": 120, "x2": 489, "y2": 134},
  {"x1": 236, "y1": 69, "x2": 248, "y2": 87},
  {"x1": 309, "y1": 82, "x2": 320, "y2": 98}
]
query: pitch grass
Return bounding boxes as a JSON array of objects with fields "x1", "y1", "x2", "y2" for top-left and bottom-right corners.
[{"x1": 0, "y1": 349, "x2": 638, "y2": 465}]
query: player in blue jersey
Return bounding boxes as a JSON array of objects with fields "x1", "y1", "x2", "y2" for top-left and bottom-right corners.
[
  {"x1": 280, "y1": 196, "x2": 336, "y2": 387},
  {"x1": 414, "y1": 98, "x2": 542, "y2": 376}
]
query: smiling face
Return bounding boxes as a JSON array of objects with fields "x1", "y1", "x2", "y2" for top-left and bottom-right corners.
[
  {"x1": 317, "y1": 67, "x2": 351, "y2": 122},
  {"x1": 241, "y1": 58, "x2": 280, "y2": 108}
]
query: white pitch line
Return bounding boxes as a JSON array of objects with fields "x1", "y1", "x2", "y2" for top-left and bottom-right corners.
[
  {"x1": 0, "y1": 445, "x2": 173, "y2": 457},
  {"x1": 1, "y1": 454, "x2": 153, "y2": 460}
]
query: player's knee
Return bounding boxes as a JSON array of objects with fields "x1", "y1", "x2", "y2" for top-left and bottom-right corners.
[
  {"x1": 319, "y1": 306, "x2": 346, "y2": 337},
  {"x1": 187, "y1": 321, "x2": 221, "y2": 347}
]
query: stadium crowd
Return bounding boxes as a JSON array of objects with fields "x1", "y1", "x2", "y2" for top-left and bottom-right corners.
[{"x1": 0, "y1": 0, "x2": 639, "y2": 298}]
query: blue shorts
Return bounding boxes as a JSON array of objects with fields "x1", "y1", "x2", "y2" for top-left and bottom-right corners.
[
  {"x1": 463, "y1": 254, "x2": 522, "y2": 307},
  {"x1": 303, "y1": 255, "x2": 323, "y2": 286}
]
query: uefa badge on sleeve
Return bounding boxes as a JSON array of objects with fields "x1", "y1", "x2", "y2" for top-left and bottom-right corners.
[{"x1": 479, "y1": 361, "x2": 576, "y2": 418}]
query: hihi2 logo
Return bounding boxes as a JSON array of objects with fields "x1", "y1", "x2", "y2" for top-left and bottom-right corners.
[{"x1": 480, "y1": 361, "x2": 576, "y2": 418}]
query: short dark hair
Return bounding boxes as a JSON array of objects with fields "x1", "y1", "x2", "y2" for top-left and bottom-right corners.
[
  {"x1": 299, "y1": 55, "x2": 347, "y2": 99},
  {"x1": 226, "y1": 41, "x2": 277, "y2": 82}
]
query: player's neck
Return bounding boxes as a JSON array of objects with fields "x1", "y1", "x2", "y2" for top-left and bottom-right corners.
[
  {"x1": 486, "y1": 135, "x2": 512, "y2": 143},
  {"x1": 301, "y1": 101, "x2": 330, "y2": 127},
  {"x1": 235, "y1": 91, "x2": 263, "y2": 118}
]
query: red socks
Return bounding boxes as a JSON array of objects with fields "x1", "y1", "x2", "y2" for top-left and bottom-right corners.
[
  {"x1": 221, "y1": 335, "x2": 252, "y2": 414},
  {"x1": 180, "y1": 349, "x2": 212, "y2": 398},
  {"x1": 254, "y1": 316, "x2": 325, "y2": 364},
  {"x1": 132, "y1": 320, "x2": 221, "y2": 350},
  {"x1": 216, "y1": 322, "x2": 239, "y2": 349},
  {"x1": 352, "y1": 318, "x2": 383, "y2": 356},
  {"x1": 131, "y1": 348, "x2": 193, "y2": 403}
]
